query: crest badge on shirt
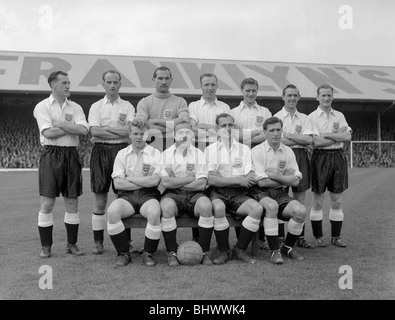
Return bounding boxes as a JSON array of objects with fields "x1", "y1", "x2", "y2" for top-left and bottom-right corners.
[
  {"x1": 278, "y1": 160, "x2": 286, "y2": 174},
  {"x1": 186, "y1": 163, "x2": 196, "y2": 176},
  {"x1": 233, "y1": 157, "x2": 243, "y2": 169},
  {"x1": 295, "y1": 125, "x2": 302, "y2": 134},
  {"x1": 141, "y1": 163, "x2": 152, "y2": 176},
  {"x1": 332, "y1": 122, "x2": 339, "y2": 133},
  {"x1": 164, "y1": 109, "x2": 173, "y2": 120},
  {"x1": 64, "y1": 113, "x2": 74, "y2": 123},
  {"x1": 255, "y1": 115, "x2": 264, "y2": 127},
  {"x1": 118, "y1": 113, "x2": 127, "y2": 126}
]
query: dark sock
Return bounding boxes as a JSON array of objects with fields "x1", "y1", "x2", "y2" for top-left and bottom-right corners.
[
  {"x1": 311, "y1": 220, "x2": 323, "y2": 238},
  {"x1": 38, "y1": 225, "x2": 53, "y2": 247},
  {"x1": 162, "y1": 229, "x2": 178, "y2": 252},
  {"x1": 144, "y1": 236, "x2": 159, "y2": 254},
  {"x1": 93, "y1": 230, "x2": 104, "y2": 243},
  {"x1": 214, "y1": 228, "x2": 230, "y2": 252},
  {"x1": 109, "y1": 229, "x2": 130, "y2": 253},
  {"x1": 198, "y1": 226, "x2": 213, "y2": 252},
  {"x1": 235, "y1": 226, "x2": 255, "y2": 251},
  {"x1": 278, "y1": 223, "x2": 285, "y2": 238},
  {"x1": 284, "y1": 233, "x2": 299, "y2": 248},
  {"x1": 266, "y1": 235, "x2": 279, "y2": 250},
  {"x1": 330, "y1": 220, "x2": 343, "y2": 238},
  {"x1": 65, "y1": 223, "x2": 79, "y2": 245}
]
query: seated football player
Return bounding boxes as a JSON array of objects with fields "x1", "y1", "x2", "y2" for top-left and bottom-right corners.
[
  {"x1": 160, "y1": 120, "x2": 214, "y2": 267},
  {"x1": 204, "y1": 113, "x2": 263, "y2": 265},
  {"x1": 106, "y1": 118, "x2": 162, "y2": 267}
]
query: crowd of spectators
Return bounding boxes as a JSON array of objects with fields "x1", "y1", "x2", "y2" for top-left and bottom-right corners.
[{"x1": 0, "y1": 106, "x2": 394, "y2": 169}]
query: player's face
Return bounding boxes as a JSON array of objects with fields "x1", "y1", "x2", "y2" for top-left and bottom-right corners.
[
  {"x1": 264, "y1": 122, "x2": 282, "y2": 145},
  {"x1": 241, "y1": 84, "x2": 258, "y2": 106},
  {"x1": 102, "y1": 72, "x2": 121, "y2": 97},
  {"x1": 130, "y1": 126, "x2": 147, "y2": 149},
  {"x1": 174, "y1": 124, "x2": 194, "y2": 146},
  {"x1": 282, "y1": 88, "x2": 300, "y2": 110},
  {"x1": 153, "y1": 70, "x2": 172, "y2": 93},
  {"x1": 52, "y1": 74, "x2": 71, "y2": 98},
  {"x1": 316, "y1": 88, "x2": 333, "y2": 108},
  {"x1": 216, "y1": 116, "x2": 234, "y2": 139},
  {"x1": 201, "y1": 76, "x2": 218, "y2": 100}
]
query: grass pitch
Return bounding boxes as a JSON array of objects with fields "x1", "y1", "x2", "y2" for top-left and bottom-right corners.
[{"x1": 0, "y1": 168, "x2": 394, "y2": 301}]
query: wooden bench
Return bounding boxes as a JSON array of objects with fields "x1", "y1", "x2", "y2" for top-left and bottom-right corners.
[{"x1": 122, "y1": 214, "x2": 260, "y2": 256}]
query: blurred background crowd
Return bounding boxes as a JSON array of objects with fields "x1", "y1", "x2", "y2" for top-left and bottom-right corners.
[{"x1": 1, "y1": 105, "x2": 394, "y2": 169}]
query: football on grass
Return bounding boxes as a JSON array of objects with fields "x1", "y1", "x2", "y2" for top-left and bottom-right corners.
[{"x1": 177, "y1": 241, "x2": 203, "y2": 265}]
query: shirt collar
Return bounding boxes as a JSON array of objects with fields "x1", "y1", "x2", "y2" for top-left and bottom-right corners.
[
  {"x1": 240, "y1": 102, "x2": 258, "y2": 110},
  {"x1": 104, "y1": 96, "x2": 121, "y2": 104},
  {"x1": 169, "y1": 143, "x2": 194, "y2": 156},
  {"x1": 317, "y1": 106, "x2": 334, "y2": 116},
  {"x1": 217, "y1": 137, "x2": 239, "y2": 151},
  {"x1": 281, "y1": 106, "x2": 300, "y2": 118},
  {"x1": 200, "y1": 96, "x2": 218, "y2": 106},
  {"x1": 264, "y1": 140, "x2": 284, "y2": 152},
  {"x1": 49, "y1": 94, "x2": 70, "y2": 107},
  {"x1": 125, "y1": 143, "x2": 150, "y2": 155}
]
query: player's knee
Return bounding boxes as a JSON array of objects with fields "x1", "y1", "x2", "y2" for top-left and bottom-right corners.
[
  {"x1": 330, "y1": 198, "x2": 342, "y2": 210},
  {"x1": 196, "y1": 198, "x2": 213, "y2": 217},
  {"x1": 94, "y1": 194, "x2": 108, "y2": 212},
  {"x1": 212, "y1": 201, "x2": 226, "y2": 216},
  {"x1": 262, "y1": 198, "x2": 278, "y2": 218},
  {"x1": 107, "y1": 210, "x2": 121, "y2": 225},
  {"x1": 64, "y1": 197, "x2": 78, "y2": 213},
  {"x1": 160, "y1": 199, "x2": 177, "y2": 219},
  {"x1": 41, "y1": 197, "x2": 56, "y2": 213},
  {"x1": 146, "y1": 206, "x2": 161, "y2": 225},
  {"x1": 249, "y1": 202, "x2": 263, "y2": 220},
  {"x1": 293, "y1": 204, "x2": 307, "y2": 223}
]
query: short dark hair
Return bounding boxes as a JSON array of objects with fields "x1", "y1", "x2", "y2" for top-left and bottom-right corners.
[
  {"x1": 282, "y1": 84, "x2": 299, "y2": 96},
  {"x1": 215, "y1": 113, "x2": 234, "y2": 125},
  {"x1": 153, "y1": 66, "x2": 172, "y2": 79},
  {"x1": 102, "y1": 70, "x2": 121, "y2": 82},
  {"x1": 129, "y1": 118, "x2": 149, "y2": 131},
  {"x1": 240, "y1": 78, "x2": 258, "y2": 89},
  {"x1": 174, "y1": 120, "x2": 192, "y2": 132},
  {"x1": 317, "y1": 84, "x2": 334, "y2": 95},
  {"x1": 263, "y1": 117, "x2": 283, "y2": 130},
  {"x1": 47, "y1": 71, "x2": 68, "y2": 87},
  {"x1": 200, "y1": 73, "x2": 218, "y2": 85}
]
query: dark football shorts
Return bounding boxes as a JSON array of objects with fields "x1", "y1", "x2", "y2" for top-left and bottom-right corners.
[
  {"x1": 207, "y1": 186, "x2": 253, "y2": 219},
  {"x1": 250, "y1": 185, "x2": 293, "y2": 220},
  {"x1": 291, "y1": 148, "x2": 311, "y2": 193},
  {"x1": 90, "y1": 142, "x2": 128, "y2": 194},
  {"x1": 39, "y1": 145, "x2": 82, "y2": 198},
  {"x1": 311, "y1": 149, "x2": 348, "y2": 194},
  {"x1": 160, "y1": 189, "x2": 208, "y2": 217},
  {"x1": 117, "y1": 188, "x2": 161, "y2": 214}
]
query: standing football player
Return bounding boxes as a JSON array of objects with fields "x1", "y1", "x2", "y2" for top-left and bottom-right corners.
[
  {"x1": 307, "y1": 84, "x2": 351, "y2": 248},
  {"x1": 88, "y1": 70, "x2": 135, "y2": 255},
  {"x1": 33, "y1": 71, "x2": 89, "y2": 258},
  {"x1": 274, "y1": 84, "x2": 314, "y2": 249}
]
